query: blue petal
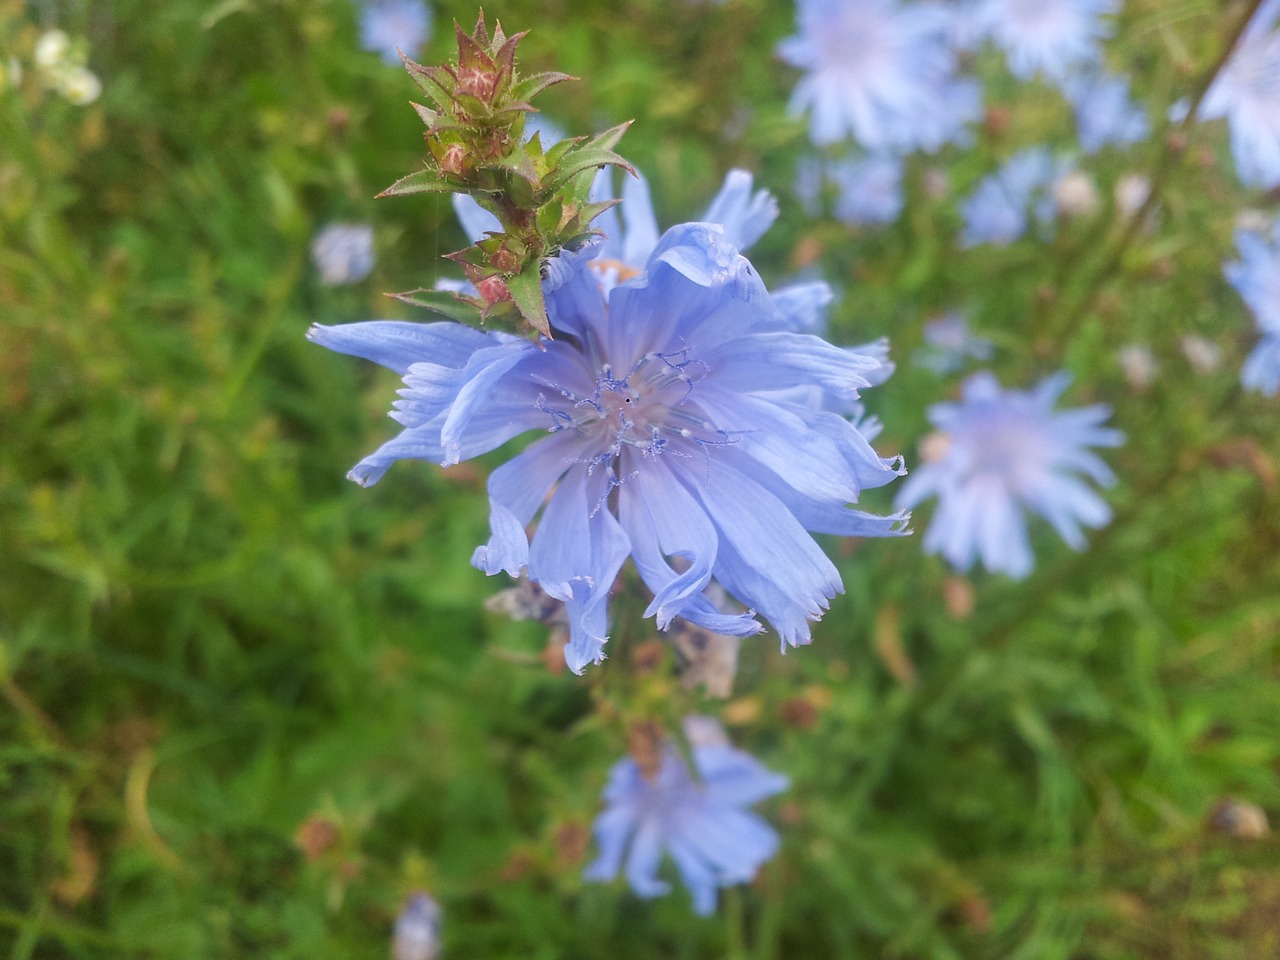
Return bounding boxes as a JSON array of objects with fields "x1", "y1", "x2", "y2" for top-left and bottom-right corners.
[
  {"x1": 617, "y1": 455, "x2": 721, "y2": 629},
  {"x1": 471, "y1": 430, "x2": 584, "y2": 577},
  {"x1": 623, "y1": 819, "x2": 670, "y2": 900},
  {"x1": 677, "y1": 459, "x2": 842, "y2": 648},
  {"x1": 526, "y1": 466, "x2": 631, "y2": 673},
  {"x1": 348, "y1": 427, "x2": 444, "y2": 487},
  {"x1": 307, "y1": 320, "x2": 493, "y2": 374},
  {"x1": 701, "y1": 169, "x2": 779, "y2": 252},
  {"x1": 703, "y1": 331, "x2": 879, "y2": 399},
  {"x1": 437, "y1": 341, "x2": 540, "y2": 465}
]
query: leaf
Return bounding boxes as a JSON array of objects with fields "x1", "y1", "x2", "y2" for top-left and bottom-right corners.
[
  {"x1": 506, "y1": 265, "x2": 550, "y2": 339},
  {"x1": 485, "y1": 147, "x2": 540, "y2": 186},
  {"x1": 585, "y1": 120, "x2": 632, "y2": 154},
  {"x1": 541, "y1": 145, "x2": 634, "y2": 197},
  {"x1": 509, "y1": 71, "x2": 576, "y2": 104},
  {"x1": 399, "y1": 53, "x2": 453, "y2": 107},
  {"x1": 378, "y1": 168, "x2": 457, "y2": 197},
  {"x1": 388, "y1": 288, "x2": 485, "y2": 324}
]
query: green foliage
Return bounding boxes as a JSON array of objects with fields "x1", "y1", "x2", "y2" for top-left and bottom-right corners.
[{"x1": 0, "y1": 0, "x2": 1277, "y2": 958}]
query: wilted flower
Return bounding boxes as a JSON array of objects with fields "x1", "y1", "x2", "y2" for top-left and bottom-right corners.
[
  {"x1": 1199, "y1": 0, "x2": 1280, "y2": 188},
  {"x1": 1181, "y1": 335, "x2": 1222, "y2": 375},
  {"x1": 959, "y1": 147, "x2": 1072, "y2": 247},
  {"x1": 1064, "y1": 70, "x2": 1150, "y2": 154},
  {"x1": 913, "y1": 312, "x2": 993, "y2": 373},
  {"x1": 829, "y1": 155, "x2": 905, "y2": 226},
  {"x1": 1053, "y1": 170, "x2": 1101, "y2": 218},
  {"x1": 978, "y1": 0, "x2": 1117, "y2": 85},
  {"x1": 1117, "y1": 343, "x2": 1158, "y2": 390},
  {"x1": 1113, "y1": 173, "x2": 1151, "y2": 217},
  {"x1": 584, "y1": 717, "x2": 788, "y2": 915},
  {"x1": 392, "y1": 892, "x2": 442, "y2": 960},
  {"x1": 1225, "y1": 222, "x2": 1280, "y2": 394},
  {"x1": 359, "y1": 0, "x2": 433, "y2": 65},
  {"x1": 310, "y1": 223, "x2": 375, "y2": 285},
  {"x1": 895, "y1": 372, "x2": 1123, "y2": 578},
  {"x1": 778, "y1": 0, "x2": 981, "y2": 152},
  {"x1": 311, "y1": 224, "x2": 906, "y2": 672}
]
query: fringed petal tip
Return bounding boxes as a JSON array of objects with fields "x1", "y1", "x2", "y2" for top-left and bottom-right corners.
[{"x1": 564, "y1": 635, "x2": 607, "y2": 675}]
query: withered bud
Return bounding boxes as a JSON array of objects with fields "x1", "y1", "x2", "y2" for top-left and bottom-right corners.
[
  {"x1": 294, "y1": 814, "x2": 340, "y2": 862},
  {"x1": 490, "y1": 246, "x2": 521, "y2": 273},
  {"x1": 439, "y1": 142, "x2": 469, "y2": 177},
  {"x1": 627, "y1": 719, "x2": 666, "y2": 781}
]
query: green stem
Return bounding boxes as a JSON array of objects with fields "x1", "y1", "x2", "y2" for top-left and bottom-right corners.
[
  {"x1": 1048, "y1": 0, "x2": 1267, "y2": 351},
  {"x1": 724, "y1": 884, "x2": 749, "y2": 960}
]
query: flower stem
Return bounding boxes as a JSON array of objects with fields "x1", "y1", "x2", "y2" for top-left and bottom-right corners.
[
  {"x1": 724, "y1": 884, "x2": 749, "y2": 960},
  {"x1": 1048, "y1": 0, "x2": 1267, "y2": 350}
]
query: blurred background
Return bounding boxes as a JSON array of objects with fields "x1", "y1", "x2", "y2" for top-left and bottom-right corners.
[{"x1": 1, "y1": 0, "x2": 1278, "y2": 956}]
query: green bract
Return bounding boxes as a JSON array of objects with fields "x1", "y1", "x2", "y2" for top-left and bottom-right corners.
[{"x1": 381, "y1": 12, "x2": 633, "y2": 338}]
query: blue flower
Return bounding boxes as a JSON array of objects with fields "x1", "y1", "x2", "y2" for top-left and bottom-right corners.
[
  {"x1": 913, "y1": 312, "x2": 994, "y2": 374},
  {"x1": 1199, "y1": 0, "x2": 1280, "y2": 188},
  {"x1": 392, "y1": 892, "x2": 442, "y2": 960},
  {"x1": 830, "y1": 154, "x2": 905, "y2": 226},
  {"x1": 311, "y1": 222, "x2": 375, "y2": 285},
  {"x1": 778, "y1": 0, "x2": 982, "y2": 152},
  {"x1": 894, "y1": 372, "x2": 1123, "y2": 578},
  {"x1": 978, "y1": 0, "x2": 1117, "y2": 86},
  {"x1": 311, "y1": 225, "x2": 906, "y2": 672},
  {"x1": 358, "y1": 0, "x2": 432, "y2": 65},
  {"x1": 1064, "y1": 70, "x2": 1150, "y2": 154},
  {"x1": 959, "y1": 147, "x2": 1071, "y2": 247},
  {"x1": 584, "y1": 717, "x2": 788, "y2": 916},
  {"x1": 1224, "y1": 222, "x2": 1280, "y2": 395}
]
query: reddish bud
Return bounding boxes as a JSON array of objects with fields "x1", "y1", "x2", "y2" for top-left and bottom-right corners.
[
  {"x1": 458, "y1": 66, "x2": 498, "y2": 101},
  {"x1": 475, "y1": 275, "x2": 512, "y2": 305}
]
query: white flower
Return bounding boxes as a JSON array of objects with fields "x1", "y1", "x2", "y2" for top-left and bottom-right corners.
[
  {"x1": 34, "y1": 30, "x2": 71, "y2": 70},
  {"x1": 58, "y1": 66, "x2": 102, "y2": 106}
]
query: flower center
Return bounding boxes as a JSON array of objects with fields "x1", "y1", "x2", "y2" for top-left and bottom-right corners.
[{"x1": 539, "y1": 346, "x2": 733, "y2": 479}]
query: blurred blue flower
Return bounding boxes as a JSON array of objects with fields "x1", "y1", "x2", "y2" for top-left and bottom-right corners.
[
  {"x1": 1224, "y1": 223, "x2": 1280, "y2": 395},
  {"x1": 895, "y1": 372, "x2": 1123, "y2": 578},
  {"x1": 585, "y1": 717, "x2": 788, "y2": 916},
  {"x1": 310, "y1": 222, "x2": 375, "y2": 285},
  {"x1": 392, "y1": 892, "x2": 442, "y2": 960},
  {"x1": 978, "y1": 0, "x2": 1116, "y2": 85},
  {"x1": 830, "y1": 154, "x2": 905, "y2": 225},
  {"x1": 359, "y1": 0, "x2": 432, "y2": 65},
  {"x1": 1199, "y1": 0, "x2": 1280, "y2": 188},
  {"x1": 959, "y1": 147, "x2": 1071, "y2": 247},
  {"x1": 311, "y1": 224, "x2": 906, "y2": 672},
  {"x1": 778, "y1": 0, "x2": 981, "y2": 152},
  {"x1": 913, "y1": 312, "x2": 994, "y2": 373},
  {"x1": 1064, "y1": 71, "x2": 1150, "y2": 154}
]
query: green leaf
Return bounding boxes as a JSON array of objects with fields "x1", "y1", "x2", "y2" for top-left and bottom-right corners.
[
  {"x1": 486, "y1": 147, "x2": 540, "y2": 186},
  {"x1": 387, "y1": 288, "x2": 484, "y2": 324},
  {"x1": 509, "y1": 71, "x2": 575, "y2": 104},
  {"x1": 540, "y1": 146, "x2": 634, "y2": 197},
  {"x1": 378, "y1": 168, "x2": 456, "y2": 198},
  {"x1": 399, "y1": 53, "x2": 454, "y2": 107},
  {"x1": 506, "y1": 264, "x2": 550, "y2": 339}
]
